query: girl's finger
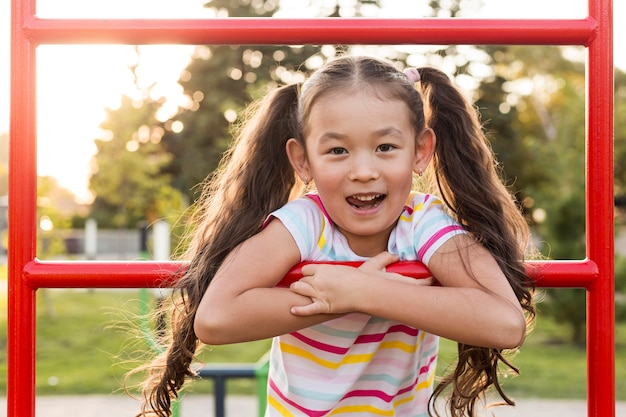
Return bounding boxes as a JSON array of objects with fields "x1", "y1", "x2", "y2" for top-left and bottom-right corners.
[
  {"x1": 360, "y1": 252, "x2": 399, "y2": 271},
  {"x1": 289, "y1": 280, "x2": 313, "y2": 297},
  {"x1": 290, "y1": 303, "x2": 324, "y2": 316},
  {"x1": 300, "y1": 264, "x2": 316, "y2": 276}
]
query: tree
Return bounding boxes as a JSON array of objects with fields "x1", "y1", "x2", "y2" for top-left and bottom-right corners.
[
  {"x1": 89, "y1": 92, "x2": 186, "y2": 229},
  {"x1": 36, "y1": 176, "x2": 76, "y2": 259},
  {"x1": 159, "y1": 1, "x2": 350, "y2": 200},
  {"x1": 473, "y1": 47, "x2": 550, "y2": 219},
  {"x1": 523, "y1": 51, "x2": 587, "y2": 344},
  {"x1": 473, "y1": 45, "x2": 589, "y2": 343}
]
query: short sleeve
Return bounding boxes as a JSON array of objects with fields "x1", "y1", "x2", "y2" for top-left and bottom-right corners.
[
  {"x1": 391, "y1": 193, "x2": 466, "y2": 265},
  {"x1": 265, "y1": 197, "x2": 325, "y2": 261}
]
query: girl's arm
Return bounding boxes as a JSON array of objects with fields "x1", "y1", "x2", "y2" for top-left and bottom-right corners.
[
  {"x1": 193, "y1": 219, "x2": 340, "y2": 345},
  {"x1": 290, "y1": 234, "x2": 526, "y2": 349}
]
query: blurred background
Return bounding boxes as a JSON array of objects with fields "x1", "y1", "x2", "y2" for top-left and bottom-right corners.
[{"x1": 0, "y1": 0, "x2": 624, "y2": 404}]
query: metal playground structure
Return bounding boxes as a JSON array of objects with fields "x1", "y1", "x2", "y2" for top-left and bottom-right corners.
[{"x1": 9, "y1": 0, "x2": 615, "y2": 416}]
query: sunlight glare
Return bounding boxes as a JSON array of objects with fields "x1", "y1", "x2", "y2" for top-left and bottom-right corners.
[
  {"x1": 37, "y1": 43, "x2": 197, "y2": 204},
  {"x1": 33, "y1": 0, "x2": 212, "y2": 204}
]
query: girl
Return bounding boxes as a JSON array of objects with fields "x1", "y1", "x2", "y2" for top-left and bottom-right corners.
[{"x1": 133, "y1": 55, "x2": 535, "y2": 417}]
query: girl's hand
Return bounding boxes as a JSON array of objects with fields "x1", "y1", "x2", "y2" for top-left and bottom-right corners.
[
  {"x1": 289, "y1": 252, "x2": 434, "y2": 316},
  {"x1": 359, "y1": 252, "x2": 435, "y2": 286}
]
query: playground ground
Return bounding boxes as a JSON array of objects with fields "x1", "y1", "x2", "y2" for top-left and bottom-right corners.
[{"x1": 1, "y1": 395, "x2": 624, "y2": 417}]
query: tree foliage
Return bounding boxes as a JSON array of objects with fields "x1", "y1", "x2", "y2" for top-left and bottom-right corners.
[
  {"x1": 475, "y1": 45, "x2": 590, "y2": 343},
  {"x1": 89, "y1": 93, "x2": 185, "y2": 228},
  {"x1": 37, "y1": 176, "x2": 75, "y2": 259}
]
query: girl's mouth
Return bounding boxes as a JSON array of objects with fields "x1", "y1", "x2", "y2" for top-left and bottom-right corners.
[{"x1": 346, "y1": 194, "x2": 386, "y2": 209}]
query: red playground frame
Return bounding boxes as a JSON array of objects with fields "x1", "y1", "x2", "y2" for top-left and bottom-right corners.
[{"x1": 9, "y1": 1, "x2": 614, "y2": 416}]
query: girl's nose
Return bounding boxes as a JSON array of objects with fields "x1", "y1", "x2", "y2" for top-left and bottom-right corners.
[{"x1": 348, "y1": 154, "x2": 379, "y2": 182}]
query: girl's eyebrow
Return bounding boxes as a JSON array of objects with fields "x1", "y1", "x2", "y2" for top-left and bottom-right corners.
[
  {"x1": 317, "y1": 132, "x2": 347, "y2": 142},
  {"x1": 375, "y1": 126, "x2": 404, "y2": 137},
  {"x1": 318, "y1": 127, "x2": 404, "y2": 142}
]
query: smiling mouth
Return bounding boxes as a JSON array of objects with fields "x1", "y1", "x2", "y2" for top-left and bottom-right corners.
[{"x1": 347, "y1": 194, "x2": 386, "y2": 209}]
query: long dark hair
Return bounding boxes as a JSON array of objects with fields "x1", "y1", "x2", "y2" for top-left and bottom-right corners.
[
  {"x1": 417, "y1": 67, "x2": 535, "y2": 416},
  {"x1": 130, "y1": 55, "x2": 535, "y2": 417},
  {"x1": 130, "y1": 83, "x2": 302, "y2": 417}
]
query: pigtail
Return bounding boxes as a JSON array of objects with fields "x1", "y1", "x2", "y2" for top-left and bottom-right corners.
[
  {"x1": 130, "y1": 83, "x2": 302, "y2": 417},
  {"x1": 417, "y1": 68, "x2": 535, "y2": 417}
]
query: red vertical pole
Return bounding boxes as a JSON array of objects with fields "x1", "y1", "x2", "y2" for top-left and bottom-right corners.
[
  {"x1": 9, "y1": 0, "x2": 38, "y2": 416},
  {"x1": 586, "y1": 1, "x2": 615, "y2": 416}
]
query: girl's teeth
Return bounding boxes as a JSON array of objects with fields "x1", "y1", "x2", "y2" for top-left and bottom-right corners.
[{"x1": 353, "y1": 194, "x2": 381, "y2": 202}]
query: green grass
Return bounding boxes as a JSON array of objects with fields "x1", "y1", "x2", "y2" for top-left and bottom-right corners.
[{"x1": 0, "y1": 289, "x2": 624, "y2": 399}]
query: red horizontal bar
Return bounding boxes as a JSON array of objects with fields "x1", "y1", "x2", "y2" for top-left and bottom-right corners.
[
  {"x1": 277, "y1": 261, "x2": 431, "y2": 288},
  {"x1": 22, "y1": 260, "x2": 183, "y2": 289},
  {"x1": 23, "y1": 259, "x2": 597, "y2": 289},
  {"x1": 23, "y1": 17, "x2": 597, "y2": 46}
]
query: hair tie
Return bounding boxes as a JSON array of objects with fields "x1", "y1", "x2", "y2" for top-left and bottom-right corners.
[{"x1": 404, "y1": 68, "x2": 420, "y2": 84}]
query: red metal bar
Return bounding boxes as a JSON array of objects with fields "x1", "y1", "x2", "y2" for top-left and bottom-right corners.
[
  {"x1": 9, "y1": 0, "x2": 38, "y2": 416},
  {"x1": 585, "y1": 0, "x2": 615, "y2": 416},
  {"x1": 22, "y1": 17, "x2": 597, "y2": 46},
  {"x1": 22, "y1": 259, "x2": 598, "y2": 289}
]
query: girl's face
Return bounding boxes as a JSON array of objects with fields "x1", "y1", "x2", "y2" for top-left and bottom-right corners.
[{"x1": 296, "y1": 90, "x2": 430, "y2": 257}]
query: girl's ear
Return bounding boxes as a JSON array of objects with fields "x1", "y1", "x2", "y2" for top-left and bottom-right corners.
[
  {"x1": 414, "y1": 128, "x2": 436, "y2": 175},
  {"x1": 286, "y1": 138, "x2": 312, "y2": 182}
]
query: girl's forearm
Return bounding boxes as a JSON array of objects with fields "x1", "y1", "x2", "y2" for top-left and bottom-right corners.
[
  {"x1": 194, "y1": 287, "x2": 340, "y2": 345},
  {"x1": 360, "y1": 282, "x2": 525, "y2": 349}
]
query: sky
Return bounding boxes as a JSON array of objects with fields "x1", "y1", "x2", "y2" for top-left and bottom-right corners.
[{"x1": 1, "y1": 0, "x2": 624, "y2": 203}]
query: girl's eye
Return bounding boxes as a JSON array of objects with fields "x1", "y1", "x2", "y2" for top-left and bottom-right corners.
[
  {"x1": 329, "y1": 147, "x2": 347, "y2": 155},
  {"x1": 377, "y1": 144, "x2": 395, "y2": 152}
]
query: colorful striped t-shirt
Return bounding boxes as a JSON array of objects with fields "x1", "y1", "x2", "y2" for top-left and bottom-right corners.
[{"x1": 265, "y1": 192, "x2": 465, "y2": 416}]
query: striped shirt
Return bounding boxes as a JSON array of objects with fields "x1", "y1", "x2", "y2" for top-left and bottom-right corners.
[{"x1": 265, "y1": 192, "x2": 465, "y2": 416}]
